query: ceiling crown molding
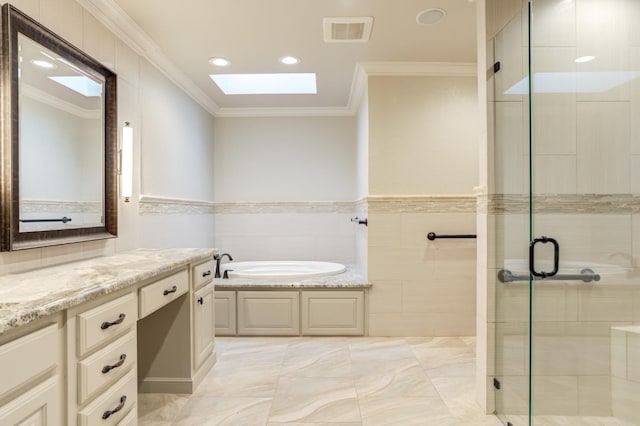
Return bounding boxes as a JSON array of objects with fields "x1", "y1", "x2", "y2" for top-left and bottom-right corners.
[
  {"x1": 76, "y1": 0, "x2": 220, "y2": 116},
  {"x1": 74, "y1": 1, "x2": 476, "y2": 118}
]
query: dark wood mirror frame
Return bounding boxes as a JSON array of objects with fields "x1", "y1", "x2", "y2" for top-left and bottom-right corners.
[{"x1": 0, "y1": 4, "x2": 117, "y2": 251}]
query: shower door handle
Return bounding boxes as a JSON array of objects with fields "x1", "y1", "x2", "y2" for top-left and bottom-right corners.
[{"x1": 529, "y1": 236, "x2": 559, "y2": 278}]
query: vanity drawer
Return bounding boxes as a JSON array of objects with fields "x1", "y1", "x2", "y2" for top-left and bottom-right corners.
[
  {"x1": 77, "y1": 369, "x2": 137, "y2": 426},
  {"x1": 139, "y1": 269, "x2": 189, "y2": 318},
  {"x1": 78, "y1": 331, "x2": 137, "y2": 404},
  {"x1": 77, "y1": 293, "x2": 137, "y2": 357},
  {"x1": 193, "y1": 259, "x2": 214, "y2": 289},
  {"x1": 0, "y1": 323, "x2": 59, "y2": 398}
]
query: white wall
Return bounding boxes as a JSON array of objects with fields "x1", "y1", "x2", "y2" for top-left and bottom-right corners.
[
  {"x1": 213, "y1": 117, "x2": 356, "y2": 202},
  {"x1": 0, "y1": 0, "x2": 216, "y2": 274},
  {"x1": 212, "y1": 116, "x2": 358, "y2": 263}
]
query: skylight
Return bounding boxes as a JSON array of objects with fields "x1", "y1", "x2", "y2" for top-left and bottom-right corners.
[
  {"x1": 209, "y1": 73, "x2": 317, "y2": 95},
  {"x1": 49, "y1": 76, "x2": 103, "y2": 97}
]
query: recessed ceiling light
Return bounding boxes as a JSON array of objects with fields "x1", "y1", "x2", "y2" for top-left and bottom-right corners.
[
  {"x1": 575, "y1": 55, "x2": 595, "y2": 63},
  {"x1": 30, "y1": 59, "x2": 55, "y2": 69},
  {"x1": 416, "y1": 8, "x2": 447, "y2": 25},
  {"x1": 208, "y1": 57, "x2": 230, "y2": 67},
  {"x1": 209, "y1": 73, "x2": 317, "y2": 95},
  {"x1": 279, "y1": 56, "x2": 300, "y2": 65}
]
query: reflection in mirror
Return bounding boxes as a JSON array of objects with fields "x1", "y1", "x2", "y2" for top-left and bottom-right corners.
[
  {"x1": 18, "y1": 35, "x2": 105, "y2": 232},
  {"x1": 1, "y1": 4, "x2": 117, "y2": 251}
]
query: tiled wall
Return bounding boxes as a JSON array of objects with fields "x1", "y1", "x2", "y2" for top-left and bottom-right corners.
[
  {"x1": 485, "y1": 0, "x2": 640, "y2": 420},
  {"x1": 0, "y1": 0, "x2": 216, "y2": 274},
  {"x1": 367, "y1": 200, "x2": 477, "y2": 336},
  {"x1": 365, "y1": 75, "x2": 480, "y2": 337}
]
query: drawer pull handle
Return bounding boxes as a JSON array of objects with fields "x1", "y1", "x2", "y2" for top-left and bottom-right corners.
[
  {"x1": 102, "y1": 395, "x2": 126, "y2": 420},
  {"x1": 102, "y1": 354, "x2": 127, "y2": 374},
  {"x1": 101, "y1": 313, "x2": 126, "y2": 330},
  {"x1": 197, "y1": 297, "x2": 204, "y2": 305},
  {"x1": 202, "y1": 270, "x2": 212, "y2": 277},
  {"x1": 163, "y1": 285, "x2": 178, "y2": 296}
]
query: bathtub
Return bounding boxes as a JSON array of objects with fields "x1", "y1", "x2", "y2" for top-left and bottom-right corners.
[{"x1": 219, "y1": 261, "x2": 347, "y2": 279}]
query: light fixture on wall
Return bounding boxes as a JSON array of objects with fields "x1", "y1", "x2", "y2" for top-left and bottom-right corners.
[{"x1": 121, "y1": 122, "x2": 133, "y2": 202}]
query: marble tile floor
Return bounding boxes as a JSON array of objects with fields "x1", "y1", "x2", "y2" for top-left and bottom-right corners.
[{"x1": 139, "y1": 336, "x2": 503, "y2": 425}]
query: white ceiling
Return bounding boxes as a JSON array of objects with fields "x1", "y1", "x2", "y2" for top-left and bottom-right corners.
[{"x1": 109, "y1": 0, "x2": 477, "y2": 113}]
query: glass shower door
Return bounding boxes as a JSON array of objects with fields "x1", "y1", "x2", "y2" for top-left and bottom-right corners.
[
  {"x1": 494, "y1": 1, "x2": 640, "y2": 425},
  {"x1": 492, "y1": 4, "x2": 532, "y2": 425},
  {"x1": 528, "y1": 0, "x2": 639, "y2": 424}
]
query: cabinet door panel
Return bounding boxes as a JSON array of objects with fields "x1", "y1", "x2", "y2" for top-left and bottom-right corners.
[
  {"x1": 237, "y1": 291, "x2": 299, "y2": 336},
  {"x1": 301, "y1": 291, "x2": 364, "y2": 335},
  {"x1": 0, "y1": 376, "x2": 60, "y2": 426},
  {"x1": 0, "y1": 323, "x2": 59, "y2": 398},
  {"x1": 194, "y1": 284, "x2": 214, "y2": 369},
  {"x1": 215, "y1": 291, "x2": 236, "y2": 336}
]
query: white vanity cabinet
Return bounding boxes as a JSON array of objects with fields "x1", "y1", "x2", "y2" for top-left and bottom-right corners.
[
  {"x1": 192, "y1": 259, "x2": 215, "y2": 372},
  {"x1": 0, "y1": 249, "x2": 217, "y2": 426},
  {"x1": 0, "y1": 318, "x2": 64, "y2": 426},
  {"x1": 67, "y1": 292, "x2": 138, "y2": 426}
]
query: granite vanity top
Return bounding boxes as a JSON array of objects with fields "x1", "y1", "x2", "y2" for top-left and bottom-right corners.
[
  {"x1": 214, "y1": 265, "x2": 371, "y2": 289},
  {"x1": 0, "y1": 248, "x2": 215, "y2": 335}
]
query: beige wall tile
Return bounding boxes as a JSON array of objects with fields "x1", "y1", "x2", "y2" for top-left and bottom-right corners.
[
  {"x1": 578, "y1": 286, "x2": 633, "y2": 322},
  {"x1": 494, "y1": 102, "x2": 526, "y2": 194},
  {"x1": 611, "y1": 329, "x2": 628, "y2": 379},
  {"x1": 534, "y1": 214, "x2": 632, "y2": 268},
  {"x1": 577, "y1": 102, "x2": 631, "y2": 194},
  {"x1": 532, "y1": 376, "x2": 579, "y2": 415},
  {"x1": 494, "y1": 15, "x2": 526, "y2": 102},
  {"x1": 533, "y1": 156, "x2": 577, "y2": 195},
  {"x1": 369, "y1": 312, "x2": 475, "y2": 337},
  {"x1": 578, "y1": 375, "x2": 611, "y2": 416},
  {"x1": 627, "y1": 333, "x2": 640, "y2": 382},
  {"x1": 612, "y1": 376, "x2": 640, "y2": 422},
  {"x1": 368, "y1": 281, "x2": 402, "y2": 314},
  {"x1": 530, "y1": 0, "x2": 576, "y2": 47},
  {"x1": 367, "y1": 213, "x2": 401, "y2": 248}
]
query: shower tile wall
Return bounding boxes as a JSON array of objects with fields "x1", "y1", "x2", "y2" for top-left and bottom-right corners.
[{"x1": 488, "y1": 0, "x2": 640, "y2": 419}]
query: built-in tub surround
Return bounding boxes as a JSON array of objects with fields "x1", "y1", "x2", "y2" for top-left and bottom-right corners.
[
  {"x1": 214, "y1": 264, "x2": 369, "y2": 290},
  {"x1": 214, "y1": 265, "x2": 370, "y2": 336}
]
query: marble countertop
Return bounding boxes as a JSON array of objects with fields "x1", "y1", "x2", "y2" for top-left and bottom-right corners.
[
  {"x1": 214, "y1": 265, "x2": 371, "y2": 289},
  {"x1": 0, "y1": 248, "x2": 216, "y2": 335}
]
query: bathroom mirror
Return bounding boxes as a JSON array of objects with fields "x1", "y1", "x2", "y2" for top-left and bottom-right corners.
[{"x1": 1, "y1": 4, "x2": 117, "y2": 251}]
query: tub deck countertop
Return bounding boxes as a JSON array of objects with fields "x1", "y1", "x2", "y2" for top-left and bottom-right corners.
[
  {"x1": 0, "y1": 248, "x2": 216, "y2": 335},
  {"x1": 214, "y1": 265, "x2": 371, "y2": 289}
]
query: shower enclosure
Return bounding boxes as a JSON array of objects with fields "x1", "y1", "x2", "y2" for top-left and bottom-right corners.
[{"x1": 492, "y1": 1, "x2": 640, "y2": 424}]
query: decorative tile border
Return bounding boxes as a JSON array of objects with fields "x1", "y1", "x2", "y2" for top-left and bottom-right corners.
[
  {"x1": 367, "y1": 195, "x2": 477, "y2": 214},
  {"x1": 20, "y1": 200, "x2": 102, "y2": 213},
  {"x1": 139, "y1": 195, "x2": 478, "y2": 215},
  {"x1": 486, "y1": 194, "x2": 640, "y2": 214},
  {"x1": 139, "y1": 196, "x2": 215, "y2": 215},
  {"x1": 213, "y1": 200, "x2": 361, "y2": 214}
]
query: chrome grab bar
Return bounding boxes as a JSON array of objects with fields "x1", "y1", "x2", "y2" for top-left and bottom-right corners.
[{"x1": 498, "y1": 268, "x2": 600, "y2": 283}]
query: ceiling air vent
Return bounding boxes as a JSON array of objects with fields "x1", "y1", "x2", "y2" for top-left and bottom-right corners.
[{"x1": 323, "y1": 17, "x2": 374, "y2": 43}]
